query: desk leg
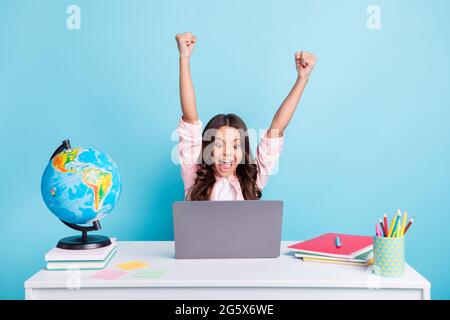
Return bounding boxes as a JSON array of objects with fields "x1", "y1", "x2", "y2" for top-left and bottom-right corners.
[
  {"x1": 25, "y1": 288, "x2": 35, "y2": 300},
  {"x1": 422, "y1": 288, "x2": 431, "y2": 300}
]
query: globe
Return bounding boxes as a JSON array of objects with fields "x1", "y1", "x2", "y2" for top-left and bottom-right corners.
[{"x1": 41, "y1": 146, "x2": 122, "y2": 226}]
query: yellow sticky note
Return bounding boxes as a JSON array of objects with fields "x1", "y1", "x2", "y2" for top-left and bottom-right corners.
[{"x1": 117, "y1": 260, "x2": 149, "y2": 270}]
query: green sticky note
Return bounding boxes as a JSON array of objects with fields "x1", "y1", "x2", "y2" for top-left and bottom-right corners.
[{"x1": 133, "y1": 269, "x2": 166, "y2": 279}]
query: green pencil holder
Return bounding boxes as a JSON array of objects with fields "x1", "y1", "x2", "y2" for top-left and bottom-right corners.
[{"x1": 373, "y1": 236, "x2": 405, "y2": 278}]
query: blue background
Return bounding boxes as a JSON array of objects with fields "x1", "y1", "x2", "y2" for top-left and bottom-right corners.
[{"x1": 1, "y1": 0, "x2": 449, "y2": 299}]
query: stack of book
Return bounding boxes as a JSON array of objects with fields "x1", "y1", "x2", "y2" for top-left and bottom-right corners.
[
  {"x1": 45, "y1": 238, "x2": 117, "y2": 270},
  {"x1": 287, "y1": 233, "x2": 373, "y2": 266}
]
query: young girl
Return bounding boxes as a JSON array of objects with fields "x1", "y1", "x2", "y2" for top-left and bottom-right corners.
[{"x1": 175, "y1": 32, "x2": 316, "y2": 201}]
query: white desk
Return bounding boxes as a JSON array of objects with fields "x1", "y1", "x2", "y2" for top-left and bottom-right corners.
[{"x1": 24, "y1": 241, "x2": 431, "y2": 300}]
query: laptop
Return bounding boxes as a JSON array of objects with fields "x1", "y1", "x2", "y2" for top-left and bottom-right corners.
[{"x1": 173, "y1": 200, "x2": 283, "y2": 259}]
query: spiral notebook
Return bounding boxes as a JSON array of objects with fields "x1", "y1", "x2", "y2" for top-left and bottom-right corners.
[{"x1": 287, "y1": 233, "x2": 373, "y2": 259}]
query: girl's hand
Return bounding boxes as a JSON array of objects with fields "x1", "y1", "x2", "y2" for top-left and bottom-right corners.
[
  {"x1": 175, "y1": 32, "x2": 197, "y2": 59},
  {"x1": 295, "y1": 51, "x2": 316, "y2": 80}
]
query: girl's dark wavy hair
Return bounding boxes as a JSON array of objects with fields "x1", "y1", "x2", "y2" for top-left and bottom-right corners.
[{"x1": 187, "y1": 113, "x2": 262, "y2": 201}]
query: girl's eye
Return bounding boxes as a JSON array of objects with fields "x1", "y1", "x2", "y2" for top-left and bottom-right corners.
[
  {"x1": 234, "y1": 144, "x2": 241, "y2": 149},
  {"x1": 214, "y1": 143, "x2": 223, "y2": 148}
]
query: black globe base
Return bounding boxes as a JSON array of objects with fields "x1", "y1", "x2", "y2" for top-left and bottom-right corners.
[
  {"x1": 57, "y1": 218, "x2": 111, "y2": 250},
  {"x1": 57, "y1": 235, "x2": 111, "y2": 250}
]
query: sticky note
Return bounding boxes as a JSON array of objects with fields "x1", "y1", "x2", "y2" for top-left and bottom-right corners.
[
  {"x1": 91, "y1": 269, "x2": 127, "y2": 280},
  {"x1": 133, "y1": 269, "x2": 166, "y2": 279},
  {"x1": 117, "y1": 260, "x2": 149, "y2": 270}
]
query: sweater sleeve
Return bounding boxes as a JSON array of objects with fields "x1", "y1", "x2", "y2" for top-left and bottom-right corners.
[
  {"x1": 176, "y1": 117, "x2": 203, "y2": 197},
  {"x1": 255, "y1": 130, "x2": 284, "y2": 190}
]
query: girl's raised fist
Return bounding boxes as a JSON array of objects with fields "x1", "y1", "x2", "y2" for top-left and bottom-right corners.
[
  {"x1": 175, "y1": 32, "x2": 197, "y2": 59},
  {"x1": 295, "y1": 51, "x2": 316, "y2": 80}
]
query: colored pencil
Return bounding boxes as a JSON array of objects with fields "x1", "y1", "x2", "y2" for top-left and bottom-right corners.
[
  {"x1": 404, "y1": 217, "x2": 415, "y2": 234},
  {"x1": 335, "y1": 236, "x2": 342, "y2": 248},
  {"x1": 383, "y1": 214, "x2": 389, "y2": 237},
  {"x1": 400, "y1": 210, "x2": 408, "y2": 237},
  {"x1": 379, "y1": 219, "x2": 385, "y2": 237},
  {"x1": 396, "y1": 220, "x2": 402, "y2": 237},
  {"x1": 391, "y1": 212, "x2": 402, "y2": 238},
  {"x1": 388, "y1": 211, "x2": 398, "y2": 237}
]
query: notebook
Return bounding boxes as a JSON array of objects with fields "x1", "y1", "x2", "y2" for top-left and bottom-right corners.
[
  {"x1": 287, "y1": 233, "x2": 373, "y2": 259},
  {"x1": 299, "y1": 256, "x2": 374, "y2": 267},
  {"x1": 294, "y1": 250, "x2": 373, "y2": 263},
  {"x1": 45, "y1": 238, "x2": 117, "y2": 262},
  {"x1": 46, "y1": 248, "x2": 117, "y2": 270}
]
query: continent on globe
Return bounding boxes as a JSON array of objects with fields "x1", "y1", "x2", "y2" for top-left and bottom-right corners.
[
  {"x1": 52, "y1": 148, "x2": 81, "y2": 173},
  {"x1": 82, "y1": 168, "x2": 113, "y2": 211}
]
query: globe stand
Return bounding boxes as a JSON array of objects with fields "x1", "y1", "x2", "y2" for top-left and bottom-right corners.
[
  {"x1": 57, "y1": 219, "x2": 112, "y2": 250},
  {"x1": 51, "y1": 139, "x2": 111, "y2": 250}
]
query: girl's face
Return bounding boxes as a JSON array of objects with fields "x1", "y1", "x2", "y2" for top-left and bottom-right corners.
[{"x1": 211, "y1": 126, "x2": 243, "y2": 177}]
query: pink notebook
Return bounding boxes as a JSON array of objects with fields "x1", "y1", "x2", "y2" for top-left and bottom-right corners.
[{"x1": 287, "y1": 233, "x2": 373, "y2": 259}]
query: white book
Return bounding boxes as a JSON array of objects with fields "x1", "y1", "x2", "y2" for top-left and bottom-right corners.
[
  {"x1": 45, "y1": 238, "x2": 117, "y2": 262},
  {"x1": 298, "y1": 256, "x2": 371, "y2": 267},
  {"x1": 46, "y1": 249, "x2": 117, "y2": 270},
  {"x1": 294, "y1": 251, "x2": 373, "y2": 263}
]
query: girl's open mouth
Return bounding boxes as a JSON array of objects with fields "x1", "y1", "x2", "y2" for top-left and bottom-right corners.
[{"x1": 218, "y1": 159, "x2": 233, "y2": 172}]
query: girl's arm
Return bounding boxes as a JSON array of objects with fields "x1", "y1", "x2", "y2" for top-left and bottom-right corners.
[
  {"x1": 268, "y1": 51, "x2": 317, "y2": 138},
  {"x1": 176, "y1": 32, "x2": 198, "y2": 124}
]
